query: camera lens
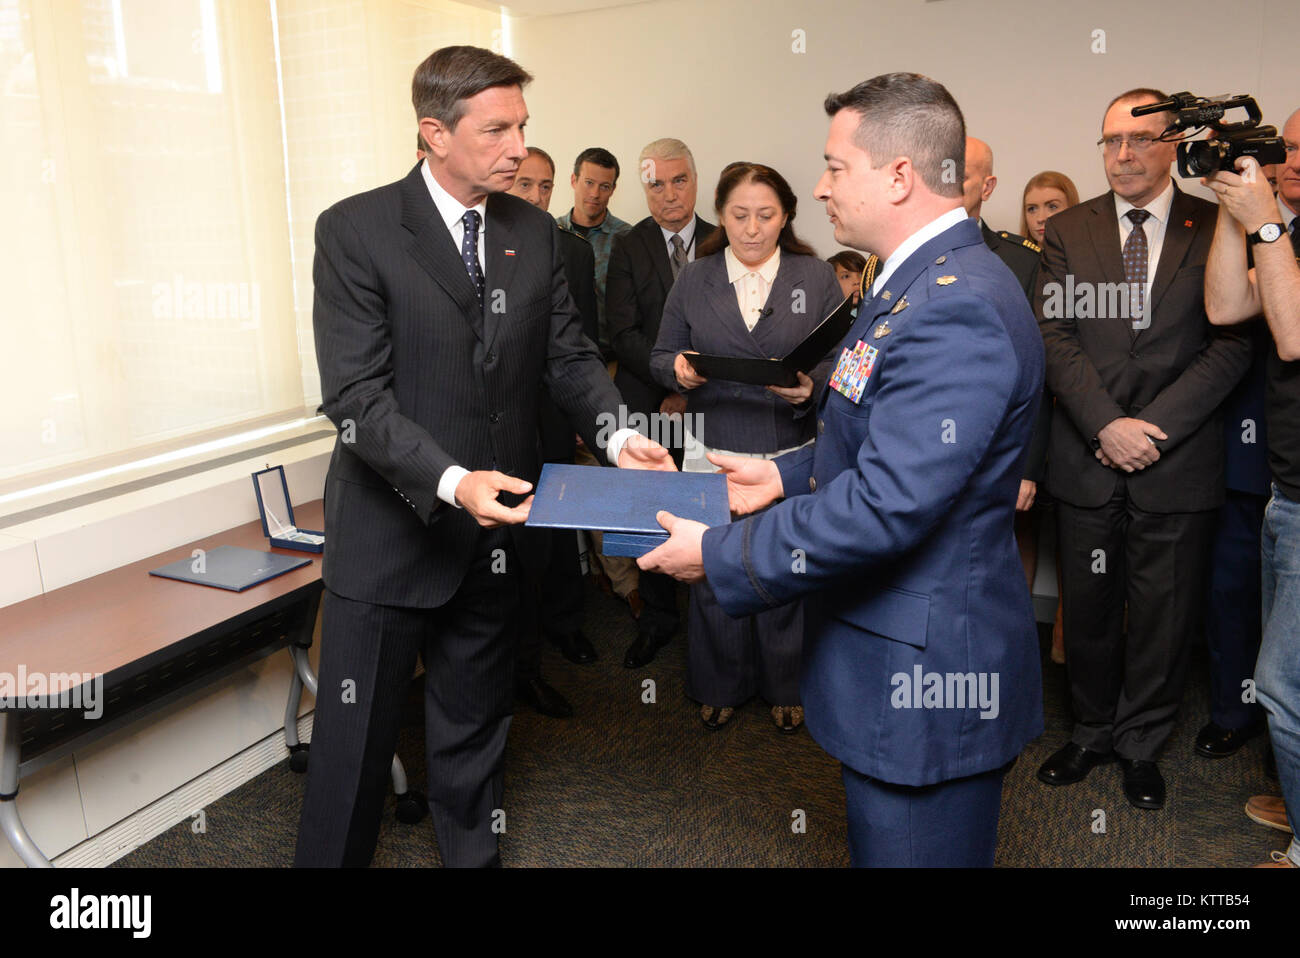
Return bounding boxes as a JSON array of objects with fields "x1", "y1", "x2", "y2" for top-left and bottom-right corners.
[{"x1": 1180, "y1": 140, "x2": 1227, "y2": 177}]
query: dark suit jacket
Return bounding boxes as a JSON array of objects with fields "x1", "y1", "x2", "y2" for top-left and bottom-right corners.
[
  {"x1": 606, "y1": 214, "x2": 717, "y2": 418},
  {"x1": 312, "y1": 163, "x2": 623, "y2": 609},
  {"x1": 982, "y1": 221, "x2": 1040, "y2": 296},
  {"x1": 649, "y1": 250, "x2": 843, "y2": 453},
  {"x1": 558, "y1": 227, "x2": 598, "y2": 349},
  {"x1": 1036, "y1": 183, "x2": 1253, "y2": 512},
  {"x1": 981, "y1": 221, "x2": 1050, "y2": 483},
  {"x1": 538, "y1": 227, "x2": 599, "y2": 461},
  {"x1": 702, "y1": 218, "x2": 1045, "y2": 784}
]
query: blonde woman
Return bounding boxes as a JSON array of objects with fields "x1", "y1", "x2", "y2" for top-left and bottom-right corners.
[{"x1": 1020, "y1": 170, "x2": 1079, "y2": 247}]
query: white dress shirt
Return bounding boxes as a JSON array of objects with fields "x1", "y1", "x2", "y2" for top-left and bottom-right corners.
[
  {"x1": 1115, "y1": 177, "x2": 1175, "y2": 283},
  {"x1": 725, "y1": 246, "x2": 781, "y2": 331},
  {"x1": 870, "y1": 206, "x2": 969, "y2": 298},
  {"x1": 422, "y1": 161, "x2": 634, "y2": 507},
  {"x1": 422, "y1": 159, "x2": 487, "y2": 272},
  {"x1": 660, "y1": 216, "x2": 699, "y2": 264}
]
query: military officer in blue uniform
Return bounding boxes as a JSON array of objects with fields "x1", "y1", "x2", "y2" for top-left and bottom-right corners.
[{"x1": 640, "y1": 72, "x2": 1045, "y2": 867}]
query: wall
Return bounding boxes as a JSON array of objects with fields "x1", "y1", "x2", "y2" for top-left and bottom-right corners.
[{"x1": 515, "y1": 0, "x2": 1298, "y2": 255}]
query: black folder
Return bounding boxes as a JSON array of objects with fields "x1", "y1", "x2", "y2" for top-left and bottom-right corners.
[{"x1": 684, "y1": 294, "x2": 858, "y2": 387}]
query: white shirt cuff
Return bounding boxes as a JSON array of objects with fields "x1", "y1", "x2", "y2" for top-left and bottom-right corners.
[
  {"x1": 607, "y1": 428, "x2": 640, "y2": 466},
  {"x1": 437, "y1": 465, "x2": 470, "y2": 507}
]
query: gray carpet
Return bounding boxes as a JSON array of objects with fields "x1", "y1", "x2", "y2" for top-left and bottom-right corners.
[{"x1": 115, "y1": 582, "x2": 1285, "y2": 867}]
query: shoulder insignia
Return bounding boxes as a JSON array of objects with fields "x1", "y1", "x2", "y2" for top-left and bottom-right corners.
[
  {"x1": 997, "y1": 229, "x2": 1040, "y2": 253},
  {"x1": 936, "y1": 275, "x2": 958, "y2": 286}
]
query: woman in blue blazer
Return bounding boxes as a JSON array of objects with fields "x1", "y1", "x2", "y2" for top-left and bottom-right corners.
[{"x1": 651, "y1": 162, "x2": 844, "y2": 732}]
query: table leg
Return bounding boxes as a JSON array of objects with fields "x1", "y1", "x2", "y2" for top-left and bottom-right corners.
[{"x1": 0, "y1": 711, "x2": 53, "y2": 868}]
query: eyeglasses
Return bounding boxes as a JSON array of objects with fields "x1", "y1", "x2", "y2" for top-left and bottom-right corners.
[{"x1": 1097, "y1": 134, "x2": 1159, "y2": 154}]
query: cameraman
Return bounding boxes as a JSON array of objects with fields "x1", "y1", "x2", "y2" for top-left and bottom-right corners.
[{"x1": 1205, "y1": 107, "x2": 1300, "y2": 868}]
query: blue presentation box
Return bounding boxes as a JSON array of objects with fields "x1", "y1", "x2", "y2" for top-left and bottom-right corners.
[{"x1": 252, "y1": 465, "x2": 324, "y2": 554}]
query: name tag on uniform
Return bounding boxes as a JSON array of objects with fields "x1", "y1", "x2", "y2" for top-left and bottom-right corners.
[{"x1": 828, "y1": 339, "x2": 878, "y2": 404}]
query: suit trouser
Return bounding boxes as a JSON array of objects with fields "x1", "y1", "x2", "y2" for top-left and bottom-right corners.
[
  {"x1": 516, "y1": 528, "x2": 584, "y2": 681},
  {"x1": 686, "y1": 576, "x2": 802, "y2": 706},
  {"x1": 1205, "y1": 489, "x2": 1267, "y2": 730},
  {"x1": 294, "y1": 529, "x2": 520, "y2": 868},
  {"x1": 840, "y1": 762, "x2": 1008, "y2": 867},
  {"x1": 1057, "y1": 487, "x2": 1215, "y2": 759}
]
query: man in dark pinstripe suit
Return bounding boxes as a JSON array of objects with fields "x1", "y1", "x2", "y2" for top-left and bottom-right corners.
[{"x1": 294, "y1": 45, "x2": 669, "y2": 868}]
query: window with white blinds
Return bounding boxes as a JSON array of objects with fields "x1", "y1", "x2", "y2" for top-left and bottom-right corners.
[{"x1": 0, "y1": 0, "x2": 501, "y2": 497}]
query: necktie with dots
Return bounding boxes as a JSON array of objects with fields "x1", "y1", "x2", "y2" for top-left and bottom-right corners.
[
  {"x1": 461, "y1": 209, "x2": 485, "y2": 307},
  {"x1": 1123, "y1": 208, "x2": 1151, "y2": 322}
]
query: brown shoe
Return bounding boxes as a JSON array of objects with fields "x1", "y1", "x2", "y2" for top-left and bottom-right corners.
[
  {"x1": 626, "y1": 589, "x2": 645, "y2": 620},
  {"x1": 1255, "y1": 851, "x2": 1297, "y2": 867},
  {"x1": 701, "y1": 704, "x2": 733, "y2": 730},
  {"x1": 1246, "y1": 795, "x2": 1293, "y2": 834},
  {"x1": 771, "y1": 705, "x2": 804, "y2": 734}
]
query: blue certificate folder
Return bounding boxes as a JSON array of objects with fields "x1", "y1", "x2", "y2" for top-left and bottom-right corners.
[
  {"x1": 526, "y1": 464, "x2": 730, "y2": 558},
  {"x1": 149, "y1": 545, "x2": 311, "y2": 592}
]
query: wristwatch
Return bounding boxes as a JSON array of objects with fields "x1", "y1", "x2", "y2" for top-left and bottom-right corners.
[{"x1": 1247, "y1": 222, "x2": 1286, "y2": 245}]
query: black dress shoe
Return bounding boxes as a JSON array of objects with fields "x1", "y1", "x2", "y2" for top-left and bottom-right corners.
[
  {"x1": 514, "y1": 676, "x2": 573, "y2": 718},
  {"x1": 1194, "y1": 720, "x2": 1265, "y2": 758},
  {"x1": 622, "y1": 630, "x2": 670, "y2": 669},
  {"x1": 1037, "y1": 742, "x2": 1112, "y2": 786},
  {"x1": 549, "y1": 630, "x2": 597, "y2": 664},
  {"x1": 1118, "y1": 758, "x2": 1165, "y2": 809}
]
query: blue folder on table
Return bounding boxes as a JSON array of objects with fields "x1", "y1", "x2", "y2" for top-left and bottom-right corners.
[
  {"x1": 526, "y1": 463, "x2": 730, "y2": 557},
  {"x1": 149, "y1": 545, "x2": 311, "y2": 592}
]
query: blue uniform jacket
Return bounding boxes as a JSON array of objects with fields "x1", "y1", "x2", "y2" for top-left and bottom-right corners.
[{"x1": 700, "y1": 217, "x2": 1045, "y2": 785}]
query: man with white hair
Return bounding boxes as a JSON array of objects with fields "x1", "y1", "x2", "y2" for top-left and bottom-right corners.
[{"x1": 605, "y1": 138, "x2": 717, "y2": 668}]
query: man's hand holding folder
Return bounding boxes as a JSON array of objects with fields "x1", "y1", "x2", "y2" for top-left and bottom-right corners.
[
  {"x1": 617, "y1": 432, "x2": 677, "y2": 472},
  {"x1": 457, "y1": 432, "x2": 675, "y2": 529}
]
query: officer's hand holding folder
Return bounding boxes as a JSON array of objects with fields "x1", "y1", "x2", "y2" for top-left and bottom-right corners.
[{"x1": 525, "y1": 463, "x2": 730, "y2": 557}]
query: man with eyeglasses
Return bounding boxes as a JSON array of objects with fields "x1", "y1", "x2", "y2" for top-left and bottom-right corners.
[
  {"x1": 1204, "y1": 108, "x2": 1300, "y2": 866},
  {"x1": 1035, "y1": 88, "x2": 1253, "y2": 810}
]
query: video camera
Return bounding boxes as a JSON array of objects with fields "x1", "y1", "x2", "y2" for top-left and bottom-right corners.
[{"x1": 1131, "y1": 92, "x2": 1286, "y2": 177}]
